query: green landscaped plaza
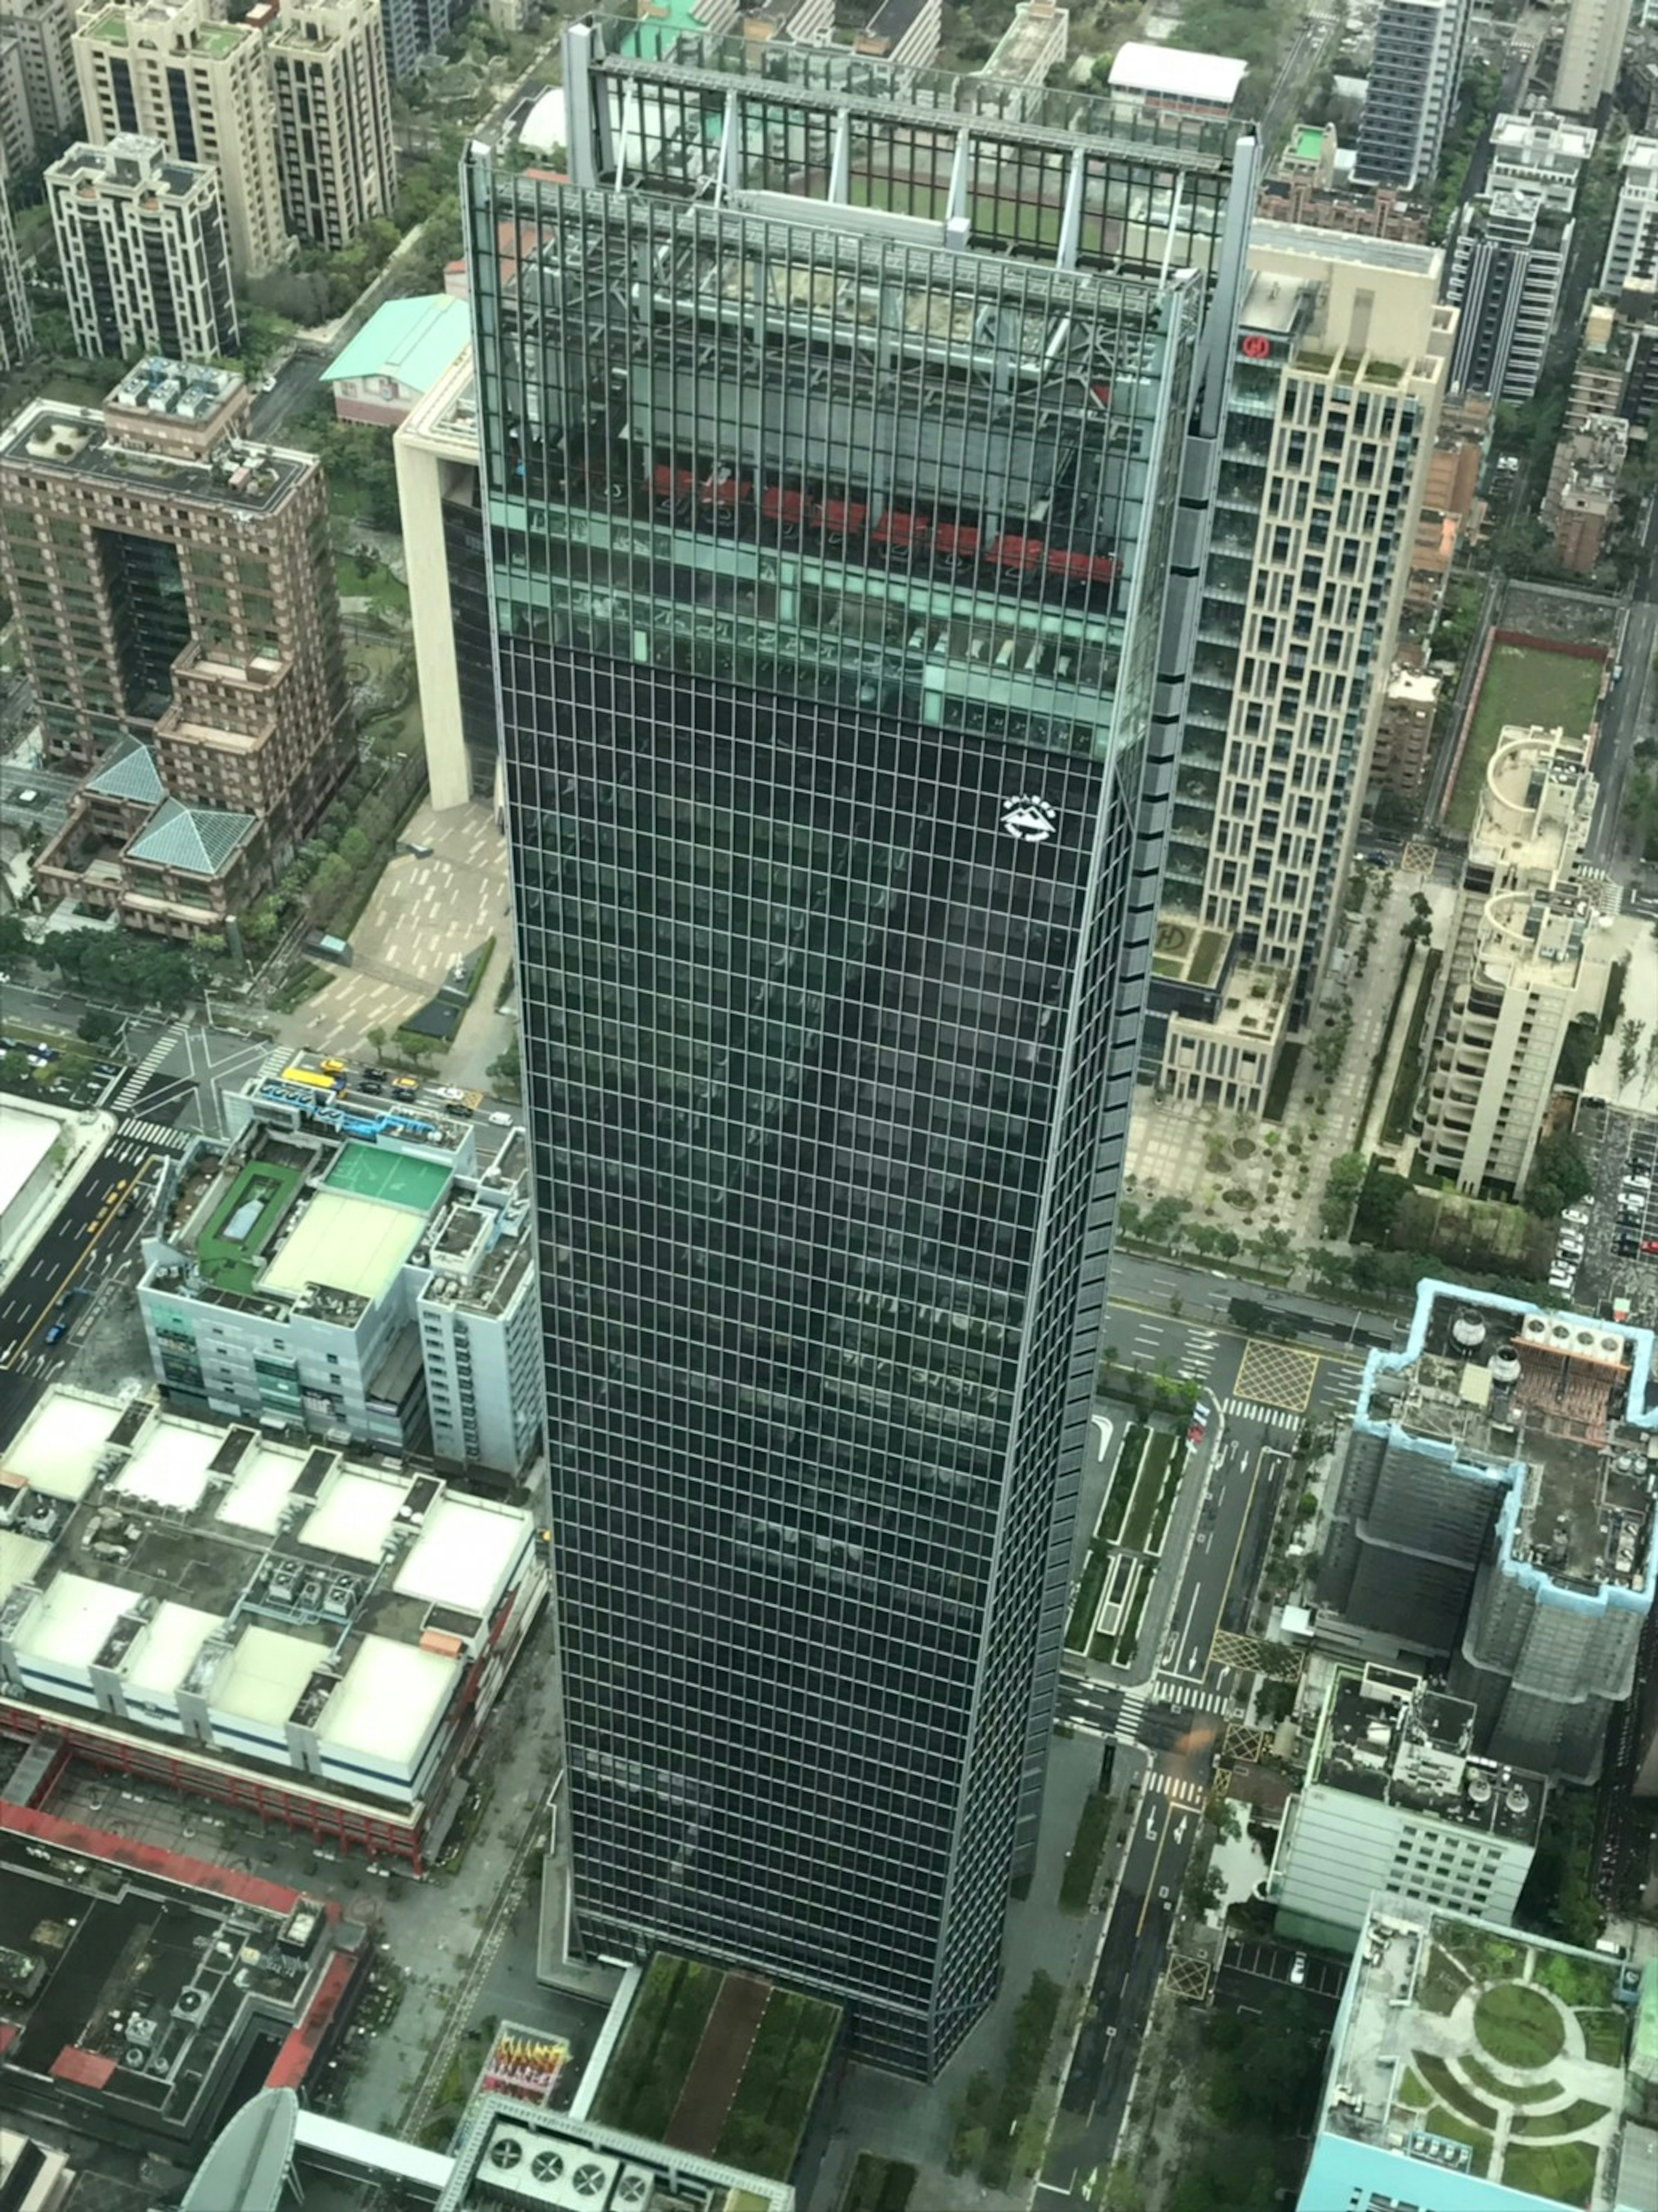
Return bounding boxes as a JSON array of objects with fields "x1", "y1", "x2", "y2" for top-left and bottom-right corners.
[
  {"x1": 591, "y1": 1952, "x2": 841, "y2": 2180},
  {"x1": 196, "y1": 1157, "x2": 304, "y2": 1295},
  {"x1": 1444, "y1": 643, "x2": 1605, "y2": 836},
  {"x1": 324, "y1": 1142, "x2": 450, "y2": 1212}
]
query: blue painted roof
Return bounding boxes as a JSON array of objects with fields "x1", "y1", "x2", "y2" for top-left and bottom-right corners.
[
  {"x1": 86, "y1": 742, "x2": 165, "y2": 805},
  {"x1": 128, "y1": 796, "x2": 254, "y2": 876},
  {"x1": 321, "y1": 295, "x2": 471, "y2": 396}
]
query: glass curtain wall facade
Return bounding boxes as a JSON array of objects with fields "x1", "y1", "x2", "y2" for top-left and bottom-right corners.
[{"x1": 468, "y1": 18, "x2": 1255, "y2": 2074}]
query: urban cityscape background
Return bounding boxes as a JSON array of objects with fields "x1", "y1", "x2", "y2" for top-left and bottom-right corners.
[{"x1": 0, "y1": 3, "x2": 1657, "y2": 2212}]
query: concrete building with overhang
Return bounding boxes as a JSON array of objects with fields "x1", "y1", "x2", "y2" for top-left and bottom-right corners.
[{"x1": 0, "y1": 1383, "x2": 545, "y2": 1865}]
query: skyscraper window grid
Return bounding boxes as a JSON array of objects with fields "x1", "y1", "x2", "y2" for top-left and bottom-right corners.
[{"x1": 468, "y1": 16, "x2": 1254, "y2": 2074}]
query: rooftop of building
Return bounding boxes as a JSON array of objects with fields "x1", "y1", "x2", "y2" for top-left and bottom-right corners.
[
  {"x1": 1489, "y1": 110, "x2": 1598, "y2": 162},
  {"x1": 395, "y1": 346, "x2": 478, "y2": 460},
  {"x1": 1251, "y1": 215, "x2": 1443, "y2": 279},
  {"x1": 322, "y1": 295, "x2": 471, "y2": 398},
  {"x1": 1, "y1": 362, "x2": 309, "y2": 516},
  {"x1": 440, "y1": 2091, "x2": 798, "y2": 2212},
  {"x1": 1475, "y1": 724, "x2": 1597, "y2": 865},
  {"x1": 588, "y1": 1952, "x2": 840, "y2": 2181},
  {"x1": 1388, "y1": 668, "x2": 1442, "y2": 703},
  {"x1": 984, "y1": 1, "x2": 1066, "y2": 82},
  {"x1": 83, "y1": 0, "x2": 252, "y2": 59},
  {"x1": 1311, "y1": 1896, "x2": 1638, "y2": 2205},
  {"x1": 0, "y1": 1827, "x2": 352, "y2": 2145},
  {"x1": 416, "y1": 1192, "x2": 533, "y2": 1321},
  {"x1": 158, "y1": 1123, "x2": 452, "y2": 1315},
  {"x1": 1309, "y1": 1663, "x2": 1546, "y2": 1844},
  {"x1": 1356, "y1": 1281, "x2": 1658, "y2": 1601},
  {"x1": 49, "y1": 133, "x2": 213, "y2": 199},
  {"x1": 238, "y1": 1059, "x2": 475, "y2": 1165},
  {"x1": 1107, "y1": 41, "x2": 1247, "y2": 105},
  {"x1": 1292, "y1": 124, "x2": 1331, "y2": 164},
  {"x1": 578, "y1": 16, "x2": 1239, "y2": 165},
  {"x1": 128, "y1": 798, "x2": 256, "y2": 880},
  {"x1": 0, "y1": 1386, "x2": 535, "y2": 1783}
]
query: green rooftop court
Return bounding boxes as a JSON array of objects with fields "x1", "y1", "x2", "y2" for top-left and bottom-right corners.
[
  {"x1": 324, "y1": 1142, "x2": 450, "y2": 1213},
  {"x1": 1445, "y1": 642, "x2": 1604, "y2": 837},
  {"x1": 592, "y1": 1952, "x2": 841, "y2": 2180},
  {"x1": 196, "y1": 1158, "x2": 304, "y2": 1295},
  {"x1": 1295, "y1": 125, "x2": 1327, "y2": 161}
]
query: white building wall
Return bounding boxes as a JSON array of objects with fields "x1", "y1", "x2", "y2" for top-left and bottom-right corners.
[
  {"x1": 1269, "y1": 1781, "x2": 1536, "y2": 1949},
  {"x1": 418, "y1": 1252, "x2": 542, "y2": 1475},
  {"x1": 1602, "y1": 139, "x2": 1658, "y2": 289}
]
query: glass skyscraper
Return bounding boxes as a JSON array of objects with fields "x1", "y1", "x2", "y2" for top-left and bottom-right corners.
[{"x1": 468, "y1": 19, "x2": 1256, "y2": 2074}]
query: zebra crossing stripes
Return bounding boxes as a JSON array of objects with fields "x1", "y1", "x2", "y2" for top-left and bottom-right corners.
[
  {"x1": 116, "y1": 1116, "x2": 180, "y2": 1152},
  {"x1": 1114, "y1": 1688, "x2": 1149, "y2": 1740},
  {"x1": 1152, "y1": 1771, "x2": 1209, "y2": 1810},
  {"x1": 111, "y1": 1027, "x2": 180, "y2": 1112},
  {"x1": 1222, "y1": 1396, "x2": 1302, "y2": 1431},
  {"x1": 1153, "y1": 1680, "x2": 1234, "y2": 1718}
]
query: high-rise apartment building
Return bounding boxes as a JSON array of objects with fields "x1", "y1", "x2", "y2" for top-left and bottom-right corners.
[
  {"x1": 0, "y1": 361, "x2": 351, "y2": 867},
  {"x1": 72, "y1": 0, "x2": 285, "y2": 279},
  {"x1": 378, "y1": 0, "x2": 449, "y2": 82},
  {"x1": 1555, "y1": 0, "x2": 1631, "y2": 116},
  {"x1": 1602, "y1": 136, "x2": 1658, "y2": 289},
  {"x1": 268, "y1": 0, "x2": 395, "y2": 253},
  {"x1": 1149, "y1": 225, "x2": 1451, "y2": 1111},
  {"x1": 1446, "y1": 191, "x2": 1571, "y2": 400},
  {"x1": 1416, "y1": 726, "x2": 1609, "y2": 1194},
  {"x1": 0, "y1": 0, "x2": 80, "y2": 147},
  {"x1": 1319, "y1": 1280, "x2": 1657, "y2": 1784},
  {"x1": 47, "y1": 133, "x2": 237, "y2": 361},
  {"x1": 1354, "y1": 0, "x2": 1472, "y2": 190},
  {"x1": 1268, "y1": 1664, "x2": 1544, "y2": 1953},
  {"x1": 469, "y1": 17, "x2": 1257, "y2": 2071},
  {"x1": 0, "y1": 155, "x2": 29, "y2": 369}
]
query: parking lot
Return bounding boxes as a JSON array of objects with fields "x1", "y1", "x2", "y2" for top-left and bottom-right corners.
[
  {"x1": 1568, "y1": 1099, "x2": 1658, "y2": 1324},
  {"x1": 1214, "y1": 1934, "x2": 1347, "y2": 2016}
]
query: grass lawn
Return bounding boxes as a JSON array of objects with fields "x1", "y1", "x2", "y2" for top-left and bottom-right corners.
[
  {"x1": 1500, "y1": 2139, "x2": 1601, "y2": 2205},
  {"x1": 1461, "y1": 2053, "x2": 1561, "y2": 2105},
  {"x1": 1508, "y1": 2098, "x2": 1608, "y2": 2139},
  {"x1": 1425, "y1": 2105, "x2": 1492, "y2": 2177},
  {"x1": 1416, "y1": 2053, "x2": 1498, "y2": 2131},
  {"x1": 1576, "y1": 2010, "x2": 1628, "y2": 2066},
  {"x1": 1446, "y1": 644, "x2": 1603, "y2": 835},
  {"x1": 1531, "y1": 1953, "x2": 1616, "y2": 2009},
  {"x1": 335, "y1": 548, "x2": 410, "y2": 619},
  {"x1": 1120, "y1": 1427, "x2": 1180, "y2": 1553},
  {"x1": 1473, "y1": 1983, "x2": 1565, "y2": 2069}
]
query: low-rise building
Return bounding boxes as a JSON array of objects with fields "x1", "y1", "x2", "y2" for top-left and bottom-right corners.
[
  {"x1": 142, "y1": 1068, "x2": 541, "y2": 1477},
  {"x1": 0, "y1": 1382, "x2": 545, "y2": 1866},
  {"x1": 1107, "y1": 40, "x2": 1247, "y2": 120},
  {"x1": 1318, "y1": 1280, "x2": 1657, "y2": 1784},
  {"x1": 1269, "y1": 1663, "x2": 1544, "y2": 1951},
  {"x1": 322, "y1": 293, "x2": 471, "y2": 428},
  {"x1": 1418, "y1": 724, "x2": 1610, "y2": 1192},
  {"x1": 1367, "y1": 666, "x2": 1441, "y2": 802},
  {"x1": 983, "y1": 0, "x2": 1066, "y2": 86},
  {"x1": 1548, "y1": 412, "x2": 1629, "y2": 573},
  {"x1": 0, "y1": 1820, "x2": 368, "y2": 2164},
  {"x1": 1296, "y1": 1896, "x2": 1645, "y2": 2212}
]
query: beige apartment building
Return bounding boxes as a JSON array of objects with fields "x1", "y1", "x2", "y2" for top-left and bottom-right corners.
[
  {"x1": 268, "y1": 0, "x2": 395, "y2": 252},
  {"x1": 0, "y1": 360, "x2": 351, "y2": 934},
  {"x1": 0, "y1": 149, "x2": 28, "y2": 369},
  {"x1": 47, "y1": 133, "x2": 237, "y2": 362},
  {"x1": 0, "y1": 0, "x2": 79, "y2": 148},
  {"x1": 73, "y1": 0, "x2": 285, "y2": 279},
  {"x1": 1149, "y1": 225, "x2": 1453, "y2": 1113},
  {"x1": 1416, "y1": 726, "x2": 1610, "y2": 1196}
]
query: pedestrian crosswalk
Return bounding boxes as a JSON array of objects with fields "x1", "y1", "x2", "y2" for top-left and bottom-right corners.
[
  {"x1": 116, "y1": 1116, "x2": 181, "y2": 1153},
  {"x1": 1222, "y1": 1396, "x2": 1303, "y2": 1432},
  {"x1": 1154, "y1": 1679, "x2": 1234, "y2": 1718},
  {"x1": 1114, "y1": 1688, "x2": 1149, "y2": 1740},
  {"x1": 1152, "y1": 1771, "x2": 1209, "y2": 1810},
  {"x1": 111, "y1": 1027, "x2": 181, "y2": 1112}
]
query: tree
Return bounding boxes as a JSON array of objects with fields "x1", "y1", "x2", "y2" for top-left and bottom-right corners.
[
  {"x1": 1319, "y1": 1151, "x2": 1367, "y2": 1237},
  {"x1": 367, "y1": 1025, "x2": 388, "y2": 1063},
  {"x1": 1523, "y1": 1130, "x2": 1594, "y2": 1218},
  {"x1": 1617, "y1": 1016, "x2": 1645, "y2": 1090},
  {"x1": 1401, "y1": 890, "x2": 1433, "y2": 948},
  {"x1": 76, "y1": 1005, "x2": 123, "y2": 1045},
  {"x1": 399, "y1": 1030, "x2": 446, "y2": 1066},
  {"x1": 0, "y1": 913, "x2": 30, "y2": 964}
]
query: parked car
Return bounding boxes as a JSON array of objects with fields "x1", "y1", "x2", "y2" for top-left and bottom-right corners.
[{"x1": 1290, "y1": 1954, "x2": 1307, "y2": 1986}]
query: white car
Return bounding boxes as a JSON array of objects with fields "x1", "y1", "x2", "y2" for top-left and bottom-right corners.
[
  {"x1": 1290, "y1": 1953, "x2": 1307, "y2": 1986},
  {"x1": 487, "y1": 1110, "x2": 514, "y2": 1128}
]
